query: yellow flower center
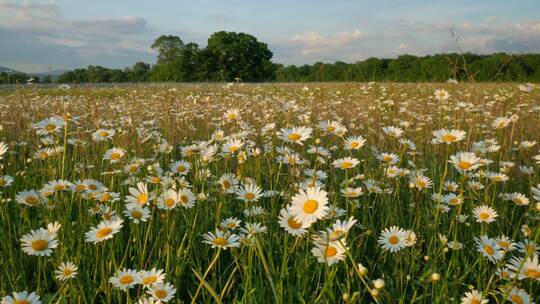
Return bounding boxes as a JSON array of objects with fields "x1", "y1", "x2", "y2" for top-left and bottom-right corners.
[
  {"x1": 524, "y1": 267, "x2": 540, "y2": 278},
  {"x1": 164, "y1": 198, "x2": 175, "y2": 207},
  {"x1": 54, "y1": 184, "x2": 65, "y2": 191},
  {"x1": 325, "y1": 246, "x2": 338, "y2": 257},
  {"x1": 245, "y1": 192, "x2": 255, "y2": 200},
  {"x1": 416, "y1": 180, "x2": 427, "y2": 189},
  {"x1": 483, "y1": 245, "x2": 495, "y2": 256},
  {"x1": 100, "y1": 193, "x2": 112, "y2": 202},
  {"x1": 288, "y1": 133, "x2": 301, "y2": 141},
  {"x1": 327, "y1": 126, "x2": 335, "y2": 132},
  {"x1": 63, "y1": 269, "x2": 74, "y2": 276},
  {"x1": 99, "y1": 131, "x2": 109, "y2": 137},
  {"x1": 227, "y1": 113, "x2": 237, "y2": 119},
  {"x1": 131, "y1": 210, "x2": 142, "y2": 219},
  {"x1": 471, "y1": 298, "x2": 481, "y2": 304},
  {"x1": 441, "y1": 134, "x2": 457, "y2": 142},
  {"x1": 25, "y1": 196, "x2": 39, "y2": 205},
  {"x1": 97, "y1": 227, "x2": 113, "y2": 239},
  {"x1": 479, "y1": 212, "x2": 490, "y2": 220},
  {"x1": 388, "y1": 235, "x2": 400, "y2": 245},
  {"x1": 458, "y1": 161, "x2": 472, "y2": 170},
  {"x1": 180, "y1": 195, "x2": 188, "y2": 204},
  {"x1": 137, "y1": 193, "x2": 148, "y2": 204},
  {"x1": 154, "y1": 290, "x2": 168, "y2": 299},
  {"x1": 119, "y1": 275, "x2": 133, "y2": 284},
  {"x1": 213, "y1": 237, "x2": 229, "y2": 246},
  {"x1": 31, "y1": 239, "x2": 48, "y2": 251},
  {"x1": 303, "y1": 199, "x2": 318, "y2": 213},
  {"x1": 510, "y1": 295, "x2": 524, "y2": 304},
  {"x1": 340, "y1": 161, "x2": 353, "y2": 169},
  {"x1": 176, "y1": 165, "x2": 186, "y2": 172},
  {"x1": 143, "y1": 275, "x2": 157, "y2": 285},
  {"x1": 13, "y1": 300, "x2": 30, "y2": 304},
  {"x1": 351, "y1": 142, "x2": 360, "y2": 148},
  {"x1": 287, "y1": 217, "x2": 302, "y2": 229},
  {"x1": 222, "y1": 180, "x2": 231, "y2": 189},
  {"x1": 110, "y1": 152, "x2": 121, "y2": 160}
]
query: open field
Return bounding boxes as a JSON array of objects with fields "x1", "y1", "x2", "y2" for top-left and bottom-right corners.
[{"x1": 0, "y1": 83, "x2": 539, "y2": 303}]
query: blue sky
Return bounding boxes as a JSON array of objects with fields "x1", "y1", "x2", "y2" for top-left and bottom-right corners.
[{"x1": 1, "y1": 0, "x2": 539, "y2": 72}]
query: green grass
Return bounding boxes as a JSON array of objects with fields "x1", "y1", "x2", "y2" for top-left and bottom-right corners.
[{"x1": 0, "y1": 83, "x2": 538, "y2": 303}]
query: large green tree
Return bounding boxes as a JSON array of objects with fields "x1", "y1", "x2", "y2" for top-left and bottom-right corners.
[{"x1": 205, "y1": 31, "x2": 274, "y2": 81}]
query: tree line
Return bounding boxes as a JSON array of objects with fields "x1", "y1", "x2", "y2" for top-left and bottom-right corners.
[{"x1": 2, "y1": 31, "x2": 540, "y2": 84}]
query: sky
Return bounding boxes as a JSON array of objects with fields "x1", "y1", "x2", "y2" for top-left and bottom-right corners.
[{"x1": 1, "y1": 0, "x2": 540, "y2": 73}]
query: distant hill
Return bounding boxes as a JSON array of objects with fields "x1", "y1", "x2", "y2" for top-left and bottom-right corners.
[
  {"x1": 0, "y1": 66, "x2": 23, "y2": 74},
  {"x1": 32, "y1": 69, "x2": 68, "y2": 81}
]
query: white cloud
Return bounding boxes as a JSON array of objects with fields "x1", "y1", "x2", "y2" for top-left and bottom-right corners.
[{"x1": 0, "y1": 0, "x2": 156, "y2": 72}]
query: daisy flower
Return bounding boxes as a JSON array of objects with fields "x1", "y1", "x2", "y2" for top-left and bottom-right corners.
[
  {"x1": 432, "y1": 129, "x2": 466, "y2": 144},
  {"x1": 503, "y1": 287, "x2": 533, "y2": 304},
  {"x1": 218, "y1": 173, "x2": 239, "y2": 193},
  {"x1": 278, "y1": 126, "x2": 312, "y2": 145},
  {"x1": 54, "y1": 262, "x2": 78, "y2": 281},
  {"x1": 147, "y1": 282, "x2": 176, "y2": 302},
  {"x1": 378, "y1": 152, "x2": 400, "y2": 164},
  {"x1": 460, "y1": 290, "x2": 488, "y2": 304},
  {"x1": 506, "y1": 255, "x2": 540, "y2": 281},
  {"x1": 325, "y1": 217, "x2": 357, "y2": 241},
  {"x1": 21, "y1": 228, "x2": 58, "y2": 256},
  {"x1": 92, "y1": 128, "x2": 115, "y2": 141},
  {"x1": 222, "y1": 139, "x2": 243, "y2": 154},
  {"x1": 203, "y1": 230, "x2": 241, "y2": 250},
  {"x1": 220, "y1": 217, "x2": 242, "y2": 230},
  {"x1": 157, "y1": 189, "x2": 179, "y2": 210},
  {"x1": 235, "y1": 183, "x2": 263, "y2": 203},
  {"x1": 382, "y1": 126, "x2": 403, "y2": 138},
  {"x1": 344, "y1": 135, "x2": 366, "y2": 150},
  {"x1": 126, "y1": 182, "x2": 150, "y2": 209},
  {"x1": 449, "y1": 152, "x2": 481, "y2": 172},
  {"x1": 85, "y1": 219, "x2": 123, "y2": 244},
  {"x1": 137, "y1": 268, "x2": 166, "y2": 287},
  {"x1": 103, "y1": 148, "x2": 125, "y2": 163},
  {"x1": 472, "y1": 205, "x2": 498, "y2": 223},
  {"x1": 319, "y1": 120, "x2": 346, "y2": 135},
  {"x1": 341, "y1": 187, "x2": 363, "y2": 198},
  {"x1": 434, "y1": 89, "x2": 450, "y2": 101},
  {"x1": 169, "y1": 160, "x2": 191, "y2": 175},
  {"x1": 475, "y1": 236, "x2": 504, "y2": 264},
  {"x1": 378, "y1": 226, "x2": 408, "y2": 253},
  {"x1": 333, "y1": 157, "x2": 359, "y2": 170},
  {"x1": 278, "y1": 207, "x2": 308, "y2": 236},
  {"x1": 177, "y1": 188, "x2": 196, "y2": 208},
  {"x1": 289, "y1": 186, "x2": 329, "y2": 226},
  {"x1": 124, "y1": 206, "x2": 151, "y2": 224},
  {"x1": 311, "y1": 240, "x2": 347, "y2": 266},
  {"x1": 16, "y1": 190, "x2": 43, "y2": 207},
  {"x1": 1, "y1": 291, "x2": 41, "y2": 304},
  {"x1": 109, "y1": 268, "x2": 138, "y2": 291},
  {"x1": 33, "y1": 116, "x2": 65, "y2": 135},
  {"x1": 224, "y1": 108, "x2": 240, "y2": 121},
  {"x1": 0, "y1": 175, "x2": 13, "y2": 187}
]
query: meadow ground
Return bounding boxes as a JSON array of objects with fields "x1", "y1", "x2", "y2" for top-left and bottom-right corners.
[{"x1": 0, "y1": 82, "x2": 539, "y2": 303}]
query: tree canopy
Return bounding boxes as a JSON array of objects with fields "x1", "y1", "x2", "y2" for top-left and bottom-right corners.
[{"x1": 3, "y1": 31, "x2": 540, "y2": 84}]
